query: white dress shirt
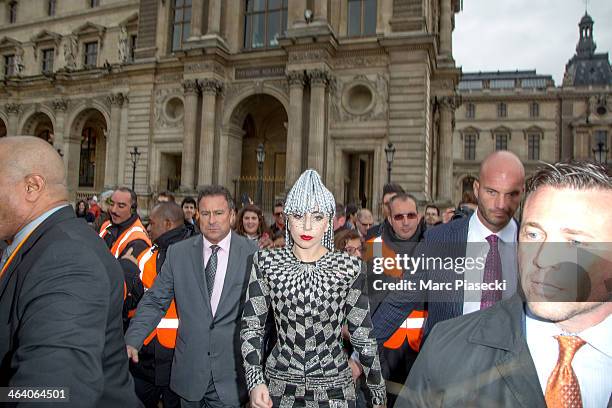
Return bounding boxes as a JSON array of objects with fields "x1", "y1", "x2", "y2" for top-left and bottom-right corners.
[
  {"x1": 202, "y1": 232, "x2": 232, "y2": 316},
  {"x1": 526, "y1": 311, "x2": 612, "y2": 408},
  {"x1": 463, "y1": 210, "x2": 518, "y2": 315}
]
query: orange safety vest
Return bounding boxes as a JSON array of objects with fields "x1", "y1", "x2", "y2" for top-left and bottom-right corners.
[
  {"x1": 98, "y1": 219, "x2": 152, "y2": 259},
  {"x1": 364, "y1": 234, "x2": 427, "y2": 352},
  {"x1": 137, "y1": 246, "x2": 179, "y2": 349}
]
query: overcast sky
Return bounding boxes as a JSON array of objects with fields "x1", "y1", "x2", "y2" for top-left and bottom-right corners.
[{"x1": 453, "y1": 0, "x2": 612, "y2": 85}]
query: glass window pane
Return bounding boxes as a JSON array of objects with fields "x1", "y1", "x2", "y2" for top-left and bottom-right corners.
[
  {"x1": 252, "y1": 13, "x2": 265, "y2": 48},
  {"x1": 348, "y1": 0, "x2": 361, "y2": 36},
  {"x1": 364, "y1": 0, "x2": 377, "y2": 35},
  {"x1": 185, "y1": 0, "x2": 191, "y2": 5},
  {"x1": 183, "y1": 23, "x2": 191, "y2": 41},
  {"x1": 244, "y1": 15, "x2": 252, "y2": 48},
  {"x1": 173, "y1": 25, "x2": 182, "y2": 50},
  {"x1": 268, "y1": 11, "x2": 280, "y2": 46},
  {"x1": 175, "y1": 0, "x2": 183, "y2": 7},
  {"x1": 175, "y1": 9, "x2": 183, "y2": 22},
  {"x1": 253, "y1": 0, "x2": 265, "y2": 12},
  {"x1": 281, "y1": 9, "x2": 287, "y2": 32},
  {"x1": 269, "y1": 0, "x2": 281, "y2": 9},
  {"x1": 184, "y1": 7, "x2": 191, "y2": 23}
]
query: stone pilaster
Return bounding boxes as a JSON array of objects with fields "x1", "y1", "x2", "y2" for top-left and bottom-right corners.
[
  {"x1": 5, "y1": 103, "x2": 21, "y2": 136},
  {"x1": 307, "y1": 69, "x2": 329, "y2": 174},
  {"x1": 438, "y1": 95, "x2": 458, "y2": 202},
  {"x1": 181, "y1": 79, "x2": 200, "y2": 191},
  {"x1": 287, "y1": 0, "x2": 307, "y2": 28},
  {"x1": 207, "y1": 0, "x2": 222, "y2": 35},
  {"x1": 104, "y1": 93, "x2": 125, "y2": 189},
  {"x1": 286, "y1": 71, "x2": 306, "y2": 189},
  {"x1": 51, "y1": 99, "x2": 68, "y2": 161},
  {"x1": 197, "y1": 79, "x2": 223, "y2": 188},
  {"x1": 190, "y1": 0, "x2": 204, "y2": 38},
  {"x1": 439, "y1": 0, "x2": 452, "y2": 56}
]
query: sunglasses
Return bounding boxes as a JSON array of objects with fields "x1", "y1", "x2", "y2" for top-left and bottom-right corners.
[
  {"x1": 392, "y1": 213, "x2": 418, "y2": 221},
  {"x1": 274, "y1": 212, "x2": 284, "y2": 217}
]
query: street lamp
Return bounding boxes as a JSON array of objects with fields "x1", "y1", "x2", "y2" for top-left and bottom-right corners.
[
  {"x1": 592, "y1": 140, "x2": 609, "y2": 164},
  {"x1": 384, "y1": 143, "x2": 396, "y2": 184},
  {"x1": 256, "y1": 143, "x2": 265, "y2": 206},
  {"x1": 130, "y1": 146, "x2": 141, "y2": 192}
]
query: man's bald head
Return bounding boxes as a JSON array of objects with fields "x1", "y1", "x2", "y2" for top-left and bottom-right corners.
[
  {"x1": 474, "y1": 151, "x2": 525, "y2": 232},
  {"x1": 0, "y1": 136, "x2": 69, "y2": 240},
  {"x1": 148, "y1": 202, "x2": 185, "y2": 241}
]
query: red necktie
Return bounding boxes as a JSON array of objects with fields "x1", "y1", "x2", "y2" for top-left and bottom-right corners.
[
  {"x1": 545, "y1": 335, "x2": 586, "y2": 408},
  {"x1": 480, "y1": 234, "x2": 502, "y2": 309}
]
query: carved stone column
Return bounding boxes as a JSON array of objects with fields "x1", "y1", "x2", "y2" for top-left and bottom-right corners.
[
  {"x1": 286, "y1": 71, "x2": 306, "y2": 189},
  {"x1": 197, "y1": 79, "x2": 223, "y2": 188},
  {"x1": 51, "y1": 99, "x2": 68, "y2": 160},
  {"x1": 5, "y1": 103, "x2": 21, "y2": 136},
  {"x1": 438, "y1": 96, "x2": 457, "y2": 202},
  {"x1": 439, "y1": 0, "x2": 452, "y2": 56},
  {"x1": 104, "y1": 93, "x2": 124, "y2": 188},
  {"x1": 307, "y1": 69, "x2": 329, "y2": 174},
  {"x1": 181, "y1": 80, "x2": 200, "y2": 191}
]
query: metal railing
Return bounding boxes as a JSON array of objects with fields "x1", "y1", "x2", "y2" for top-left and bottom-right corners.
[{"x1": 233, "y1": 176, "x2": 285, "y2": 214}]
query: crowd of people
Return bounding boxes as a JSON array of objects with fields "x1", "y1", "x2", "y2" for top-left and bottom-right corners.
[{"x1": 0, "y1": 136, "x2": 609, "y2": 408}]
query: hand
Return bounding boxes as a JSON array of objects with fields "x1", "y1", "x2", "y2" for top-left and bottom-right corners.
[
  {"x1": 347, "y1": 357, "x2": 363, "y2": 382},
  {"x1": 258, "y1": 235, "x2": 274, "y2": 249},
  {"x1": 250, "y1": 384, "x2": 272, "y2": 408},
  {"x1": 442, "y1": 207, "x2": 455, "y2": 223},
  {"x1": 121, "y1": 247, "x2": 139, "y2": 265},
  {"x1": 126, "y1": 345, "x2": 139, "y2": 363}
]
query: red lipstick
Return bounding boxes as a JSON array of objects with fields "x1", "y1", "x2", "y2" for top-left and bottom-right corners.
[{"x1": 300, "y1": 235, "x2": 313, "y2": 241}]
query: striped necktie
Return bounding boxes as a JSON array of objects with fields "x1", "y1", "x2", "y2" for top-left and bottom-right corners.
[{"x1": 205, "y1": 245, "x2": 220, "y2": 299}]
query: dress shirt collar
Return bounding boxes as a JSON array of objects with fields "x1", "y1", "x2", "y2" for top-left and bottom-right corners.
[
  {"x1": 526, "y1": 307, "x2": 612, "y2": 358},
  {"x1": 468, "y1": 209, "x2": 517, "y2": 243},
  {"x1": 6, "y1": 205, "x2": 68, "y2": 255},
  {"x1": 203, "y1": 231, "x2": 232, "y2": 254}
]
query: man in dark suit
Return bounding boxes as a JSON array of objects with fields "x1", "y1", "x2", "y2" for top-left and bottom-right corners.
[
  {"x1": 126, "y1": 185, "x2": 258, "y2": 408},
  {"x1": 398, "y1": 160, "x2": 612, "y2": 407},
  {"x1": 372, "y1": 151, "x2": 525, "y2": 344},
  {"x1": 0, "y1": 136, "x2": 140, "y2": 407}
]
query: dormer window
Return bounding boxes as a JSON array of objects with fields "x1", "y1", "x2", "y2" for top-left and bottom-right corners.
[{"x1": 8, "y1": 1, "x2": 17, "y2": 24}]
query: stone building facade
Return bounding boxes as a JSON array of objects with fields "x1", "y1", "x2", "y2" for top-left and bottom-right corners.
[
  {"x1": 0, "y1": 0, "x2": 462, "y2": 214},
  {"x1": 452, "y1": 12, "x2": 611, "y2": 205}
]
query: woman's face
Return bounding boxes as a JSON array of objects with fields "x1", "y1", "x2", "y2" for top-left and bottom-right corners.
[
  {"x1": 242, "y1": 211, "x2": 260, "y2": 235},
  {"x1": 288, "y1": 211, "x2": 329, "y2": 250},
  {"x1": 344, "y1": 238, "x2": 362, "y2": 258},
  {"x1": 78, "y1": 202, "x2": 85, "y2": 212}
]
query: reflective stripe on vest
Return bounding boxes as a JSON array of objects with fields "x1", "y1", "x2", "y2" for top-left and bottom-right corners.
[
  {"x1": 383, "y1": 310, "x2": 428, "y2": 352},
  {"x1": 137, "y1": 246, "x2": 179, "y2": 349},
  {"x1": 99, "y1": 219, "x2": 152, "y2": 258}
]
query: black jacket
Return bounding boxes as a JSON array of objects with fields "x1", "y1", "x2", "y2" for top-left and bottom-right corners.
[
  {"x1": 0, "y1": 206, "x2": 141, "y2": 407},
  {"x1": 397, "y1": 295, "x2": 547, "y2": 408},
  {"x1": 130, "y1": 226, "x2": 193, "y2": 386}
]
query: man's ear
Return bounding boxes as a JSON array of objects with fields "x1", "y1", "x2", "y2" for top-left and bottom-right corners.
[
  {"x1": 473, "y1": 180, "x2": 480, "y2": 200},
  {"x1": 24, "y1": 174, "x2": 45, "y2": 202}
]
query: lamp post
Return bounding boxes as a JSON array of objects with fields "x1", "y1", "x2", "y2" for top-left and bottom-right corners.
[
  {"x1": 384, "y1": 143, "x2": 396, "y2": 185},
  {"x1": 256, "y1": 143, "x2": 265, "y2": 206},
  {"x1": 130, "y1": 146, "x2": 141, "y2": 192},
  {"x1": 592, "y1": 140, "x2": 609, "y2": 164}
]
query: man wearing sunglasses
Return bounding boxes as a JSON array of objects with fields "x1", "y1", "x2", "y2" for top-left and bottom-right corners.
[{"x1": 269, "y1": 200, "x2": 285, "y2": 237}]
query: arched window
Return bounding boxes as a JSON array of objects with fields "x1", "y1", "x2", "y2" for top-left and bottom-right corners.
[{"x1": 79, "y1": 127, "x2": 96, "y2": 187}]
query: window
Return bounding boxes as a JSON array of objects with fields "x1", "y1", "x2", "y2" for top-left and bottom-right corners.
[
  {"x1": 171, "y1": 0, "x2": 191, "y2": 51},
  {"x1": 529, "y1": 102, "x2": 539, "y2": 118},
  {"x1": 497, "y1": 102, "x2": 507, "y2": 118},
  {"x1": 90, "y1": 0, "x2": 99, "y2": 7},
  {"x1": 495, "y1": 133, "x2": 508, "y2": 151},
  {"x1": 465, "y1": 103, "x2": 475, "y2": 119},
  {"x1": 3, "y1": 54, "x2": 15, "y2": 77},
  {"x1": 490, "y1": 79, "x2": 514, "y2": 89},
  {"x1": 79, "y1": 127, "x2": 96, "y2": 187},
  {"x1": 84, "y1": 41, "x2": 98, "y2": 67},
  {"x1": 42, "y1": 48, "x2": 54, "y2": 73},
  {"x1": 464, "y1": 134, "x2": 476, "y2": 160},
  {"x1": 528, "y1": 134, "x2": 540, "y2": 160},
  {"x1": 8, "y1": 1, "x2": 17, "y2": 23},
  {"x1": 348, "y1": 0, "x2": 377, "y2": 37},
  {"x1": 521, "y1": 78, "x2": 547, "y2": 89},
  {"x1": 243, "y1": 0, "x2": 288, "y2": 50},
  {"x1": 48, "y1": 0, "x2": 56, "y2": 16},
  {"x1": 458, "y1": 80, "x2": 483, "y2": 90},
  {"x1": 129, "y1": 34, "x2": 137, "y2": 62}
]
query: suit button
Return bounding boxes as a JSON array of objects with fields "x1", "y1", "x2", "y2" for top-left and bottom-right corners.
[
  {"x1": 209, "y1": 323, "x2": 214, "y2": 330},
  {"x1": 207, "y1": 352, "x2": 210, "y2": 356}
]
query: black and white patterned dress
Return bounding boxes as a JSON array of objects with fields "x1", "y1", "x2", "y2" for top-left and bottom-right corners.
[{"x1": 240, "y1": 248, "x2": 386, "y2": 408}]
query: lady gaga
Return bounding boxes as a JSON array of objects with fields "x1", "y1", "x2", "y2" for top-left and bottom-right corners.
[{"x1": 241, "y1": 169, "x2": 386, "y2": 408}]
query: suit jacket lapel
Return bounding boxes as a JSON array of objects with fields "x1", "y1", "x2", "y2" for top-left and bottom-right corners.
[
  {"x1": 216, "y1": 232, "x2": 242, "y2": 319},
  {"x1": 191, "y1": 237, "x2": 212, "y2": 317},
  {"x1": 469, "y1": 295, "x2": 546, "y2": 408}
]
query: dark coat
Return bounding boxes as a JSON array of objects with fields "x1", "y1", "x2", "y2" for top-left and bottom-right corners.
[
  {"x1": 396, "y1": 295, "x2": 547, "y2": 408},
  {"x1": 0, "y1": 206, "x2": 141, "y2": 407}
]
